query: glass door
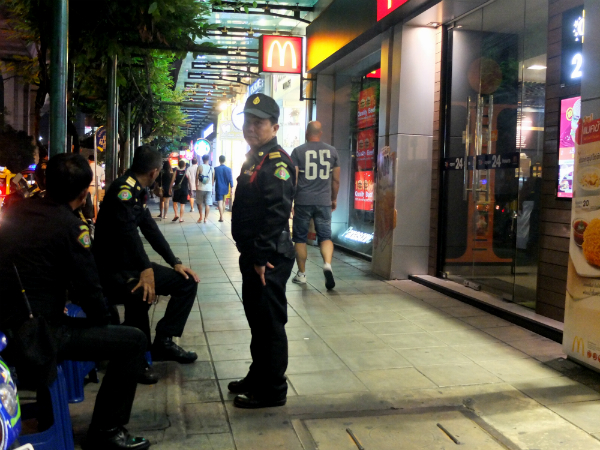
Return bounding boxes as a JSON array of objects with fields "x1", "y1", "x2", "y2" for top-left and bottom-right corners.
[{"x1": 441, "y1": 0, "x2": 547, "y2": 308}]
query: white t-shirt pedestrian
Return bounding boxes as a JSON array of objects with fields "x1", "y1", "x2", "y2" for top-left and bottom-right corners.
[
  {"x1": 199, "y1": 163, "x2": 213, "y2": 192},
  {"x1": 188, "y1": 163, "x2": 199, "y2": 192},
  {"x1": 89, "y1": 162, "x2": 105, "y2": 187}
]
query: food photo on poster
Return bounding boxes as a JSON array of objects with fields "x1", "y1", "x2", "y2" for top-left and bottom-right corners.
[
  {"x1": 563, "y1": 114, "x2": 600, "y2": 370},
  {"x1": 353, "y1": 171, "x2": 374, "y2": 211},
  {"x1": 558, "y1": 96, "x2": 581, "y2": 198},
  {"x1": 357, "y1": 87, "x2": 377, "y2": 130},
  {"x1": 357, "y1": 129, "x2": 376, "y2": 170}
]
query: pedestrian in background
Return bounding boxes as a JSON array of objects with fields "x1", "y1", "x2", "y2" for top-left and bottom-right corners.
[
  {"x1": 157, "y1": 160, "x2": 172, "y2": 219},
  {"x1": 187, "y1": 158, "x2": 199, "y2": 212},
  {"x1": 291, "y1": 121, "x2": 341, "y2": 290},
  {"x1": 228, "y1": 93, "x2": 296, "y2": 409},
  {"x1": 88, "y1": 154, "x2": 105, "y2": 208},
  {"x1": 214, "y1": 155, "x2": 234, "y2": 222},
  {"x1": 171, "y1": 159, "x2": 192, "y2": 223},
  {"x1": 197, "y1": 154, "x2": 214, "y2": 223}
]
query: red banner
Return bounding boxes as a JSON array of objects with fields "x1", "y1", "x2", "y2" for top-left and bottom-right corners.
[
  {"x1": 357, "y1": 87, "x2": 377, "y2": 130},
  {"x1": 357, "y1": 129, "x2": 376, "y2": 170},
  {"x1": 578, "y1": 118, "x2": 600, "y2": 145},
  {"x1": 377, "y1": 0, "x2": 410, "y2": 21},
  {"x1": 354, "y1": 171, "x2": 374, "y2": 211}
]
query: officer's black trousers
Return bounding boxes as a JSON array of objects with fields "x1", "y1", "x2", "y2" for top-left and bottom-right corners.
[
  {"x1": 56, "y1": 323, "x2": 146, "y2": 429},
  {"x1": 107, "y1": 263, "x2": 197, "y2": 348},
  {"x1": 239, "y1": 251, "x2": 294, "y2": 401}
]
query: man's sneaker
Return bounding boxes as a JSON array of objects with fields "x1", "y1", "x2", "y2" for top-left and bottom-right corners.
[
  {"x1": 323, "y1": 267, "x2": 335, "y2": 290},
  {"x1": 151, "y1": 336, "x2": 198, "y2": 364},
  {"x1": 292, "y1": 272, "x2": 307, "y2": 284}
]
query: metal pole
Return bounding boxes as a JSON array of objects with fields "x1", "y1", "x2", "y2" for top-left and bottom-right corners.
[
  {"x1": 49, "y1": 0, "x2": 68, "y2": 157},
  {"x1": 124, "y1": 103, "x2": 131, "y2": 170},
  {"x1": 138, "y1": 123, "x2": 142, "y2": 148},
  {"x1": 93, "y1": 129, "x2": 98, "y2": 219},
  {"x1": 115, "y1": 86, "x2": 119, "y2": 178},
  {"x1": 106, "y1": 56, "x2": 117, "y2": 186}
]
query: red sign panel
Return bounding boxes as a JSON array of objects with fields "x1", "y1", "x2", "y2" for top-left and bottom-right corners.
[
  {"x1": 357, "y1": 87, "x2": 377, "y2": 129},
  {"x1": 357, "y1": 129, "x2": 376, "y2": 170},
  {"x1": 377, "y1": 0, "x2": 410, "y2": 21},
  {"x1": 259, "y1": 35, "x2": 303, "y2": 74},
  {"x1": 354, "y1": 171, "x2": 374, "y2": 211}
]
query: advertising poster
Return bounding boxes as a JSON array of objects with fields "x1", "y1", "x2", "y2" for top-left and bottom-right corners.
[
  {"x1": 563, "y1": 116, "x2": 600, "y2": 371},
  {"x1": 354, "y1": 171, "x2": 374, "y2": 211},
  {"x1": 357, "y1": 87, "x2": 377, "y2": 129},
  {"x1": 357, "y1": 129, "x2": 376, "y2": 170},
  {"x1": 558, "y1": 96, "x2": 581, "y2": 198}
]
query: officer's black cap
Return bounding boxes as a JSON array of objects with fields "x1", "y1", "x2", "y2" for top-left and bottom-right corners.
[{"x1": 242, "y1": 93, "x2": 280, "y2": 122}]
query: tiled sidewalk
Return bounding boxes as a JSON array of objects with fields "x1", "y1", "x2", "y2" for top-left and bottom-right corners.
[{"x1": 68, "y1": 200, "x2": 600, "y2": 449}]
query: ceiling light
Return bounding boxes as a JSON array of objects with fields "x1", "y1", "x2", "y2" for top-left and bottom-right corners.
[
  {"x1": 527, "y1": 65, "x2": 547, "y2": 70},
  {"x1": 247, "y1": 27, "x2": 254, "y2": 37},
  {"x1": 427, "y1": 22, "x2": 440, "y2": 27},
  {"x1": 219, "y1": 102, "x2": 228, "y2": 111}
]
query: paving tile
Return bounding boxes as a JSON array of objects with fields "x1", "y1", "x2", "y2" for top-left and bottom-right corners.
[
  {"x1": 322, "y1": 334, "x2": 389, "y2": 352},
  {"x1": 355, "y1": 367, "x2": 437, "y2": 391},
  {"x1": 178, "y1": 361, "x2": 215, "y2": 381},
  {"x1": 418, "y1": 362, "x2": 501, "y2": 387},
  {"x1": 210, "y1": 343, "x2": 252, "y2": 361},
  {"x1": 181, "y1": 379, "x2": 221, "y2": 403},
  {"x1": 408, "y1": 316, "x2": 474, "y2": 332},
  {"x1": 214, "y1": 359, "x2": 252, "y2": 379},
  {"x1": 287, "y1": 354, "x2": 347, "y2": 374},
  {"x1": 483, "y1": 325, "x2": 542, "y2": 343},
  {"x1": 378, "y1": 332, "x2": 446, "y2": 349},
  {"x1": 203, "y1": 319, "x2": 250, "y2": 332},
  {"x1": 430, "y1": 329, "x2": 500, "y2": 346},
  {"x1": 460, "y1": 315, "x2": 512, "y2": 328},
  {"x1": 477, "y1": 357, "x2": 563, "y2": 382},
  {"x1": 313, "y1": 322, "x2": 370, "y2": 337},
  {"x1": 451, "y1": 342, "x2": 530, "y2": 362},
  {"x1": 440, "y1": 304, "x2": 487, "y2": 317},
  {"x1": 151, "y1": 433, "x2": 236, "y2": 450},
  {"x1": 513, "y1": 376, "x2": 600, "y2": 406},
  {"x1": 207, "y1": 329, "x2": 252, "y2": 346},
  {"x1": 287, "y1": 370, "x2": 368, "y2": 395},
  {"x1": 183, "y1": 402, "x2": 229, "y2": 434},
  {"x1": 398, "y1": 346, "x2": 473, "y2": 367},
  {"x1": 363, "y1": 321, "x2": 425, "y2": 334},
  {"x1": 288, "y1": 339, "x2": 333, "y2": 357},
  {"x1": 349, "y1": 311, "x2": 405, "y2": 322},
  {"x1": 336, "y1": 349, "x2": 412, "y2": 371}
]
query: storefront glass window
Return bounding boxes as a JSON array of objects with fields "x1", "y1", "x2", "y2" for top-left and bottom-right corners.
[
  {"x1": 440, "y1": 0, "x2": 547, "y2": 309},
  {"x1": 335, "y1": 71, "x2": 380, "y2": 256}
]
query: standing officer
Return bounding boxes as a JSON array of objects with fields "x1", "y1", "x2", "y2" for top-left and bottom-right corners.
[
  {"x1": 0, "y1": 154, "x2": 149, "y2": 450},
  {"x1": 94, "y1": 146, "x2": 200, "y2": 385},
  {"x1": 228, "y1": 93, "x2": 296, "y2": 409}
]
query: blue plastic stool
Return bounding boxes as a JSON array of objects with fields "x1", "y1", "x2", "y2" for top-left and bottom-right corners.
[
  {"x1": 62, "y1": 304, "x2": 98, "y2": 403},
  {"x1": 19, "y1": 365, "x2": 75, "y2": 450}
]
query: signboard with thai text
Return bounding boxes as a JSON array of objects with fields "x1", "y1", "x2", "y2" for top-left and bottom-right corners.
[
  {"x1": 357, "y1": 87, "x2": 377, "y2": 130},
  {"x1": 357, "y1": 129, "x2": 376, "y2": 170},
  {"x1": 259, "y1": 35, "x2": 303, "y2": 74},
  {"x1": 563, "y1": 115, "x2": 600, "y2": 372}
]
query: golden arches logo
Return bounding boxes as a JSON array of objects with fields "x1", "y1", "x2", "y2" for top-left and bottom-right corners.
[
  {"x1": 267, "y1": 40, "x2": 297, "y2": 69},
  {"x1": 572, "y1": 336, "x2": 585, "y2": 356}
]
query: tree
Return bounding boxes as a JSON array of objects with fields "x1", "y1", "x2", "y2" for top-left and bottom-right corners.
[
  {"x1": 3, "y1": 0, "x2": 217, "y2": 159},
  {"x1": 0, "y1": 125, "x2": 35, "y2": 173}
]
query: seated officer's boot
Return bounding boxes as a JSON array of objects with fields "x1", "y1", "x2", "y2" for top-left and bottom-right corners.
[
  {"x1": 85, "y1": 425, "x2": 150, "y2": 450},
  {"x1": 137, "y1": 363, "x2": 160, "y2": 385},
  {"x1": 151, "y1": 336, "x2": 197, "y2": 364}
]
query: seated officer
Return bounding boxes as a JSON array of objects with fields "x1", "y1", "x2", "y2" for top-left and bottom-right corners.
[
  {"x1": 93, "y1": 146, "x2": 199, "y2": 384},
  {"x1": 0, "y1": 154, "x2": 150, "y2": 450}
]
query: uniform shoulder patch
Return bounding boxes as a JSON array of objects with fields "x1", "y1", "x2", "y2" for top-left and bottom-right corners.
[
  {"x1": 120, "y1": 185, "x2": 130, "y2": 189},
  {"x1": 274, "y1": 166, "x2": 290, "y2": 181},
  {"x1": 126, "y1": 176, "x2": 136, "y2": 187},
  {"x1": 275, "y1": 162, "x2": 288, "y2": 167},
  {"x1": 269, "y1": 151, "x2": 281, "y2": 159},
  {"x1": 77, "y1": 230, "x2": 92, "y2": 248},
  {"x1": 118, "y1": 189, "x2": 133, "y2": 201},
  {"x1": 79, "y1": 224, "x2": 89, "y2": 231}
]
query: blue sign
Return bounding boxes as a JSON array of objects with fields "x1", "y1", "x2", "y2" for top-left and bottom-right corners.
[
  {"x1": 28, "y1": 164, "x2": 37, "y2": 171},
  {"x1": 96, "y1": 126, "x2": 107, "y2": 152},
  {"x1": 248, "y1": 78, "x2": 264, "y2": 96}
]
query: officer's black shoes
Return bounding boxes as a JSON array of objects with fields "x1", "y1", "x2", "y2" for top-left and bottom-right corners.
[
  {"x1": 228, "y1": 378, "x2": 252, "y2": 394},
  {"x1": 85, "y1": 425, "x2": 150, "y2": 450},
  {"x1": 137, "y1": 364, "x2": 160, "y2": 385},
  {"x1": 233, "y1": 393, "x2": 286, "y2": 409},
  {"x1": 151, "y1": 336, "x2": 198, "y2": 364}
]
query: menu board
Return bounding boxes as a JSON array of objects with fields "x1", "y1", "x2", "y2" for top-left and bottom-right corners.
[
  {"x1": 357, "y1": 87, "x2": 377, "y2": 129},
  {"x1": 357, "y1": 129, "x2": 376, "y2": 170},
  {"x1": 558, "y1": 96, "x2": 581, "y2": 198},
  {"x1": 563, "y1": 116, "x2": 600, "y2": 372},
  {"x1": 354, "y1": 171, "x2": 374, "y2": 211}
]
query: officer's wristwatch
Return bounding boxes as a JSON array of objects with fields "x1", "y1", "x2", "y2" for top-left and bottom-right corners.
[{"x1": 173, "y1": 257, "x2": 182, "y2": 266}]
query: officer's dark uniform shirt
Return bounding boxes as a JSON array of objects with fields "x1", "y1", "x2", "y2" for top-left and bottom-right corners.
[
  {"x1": 232, "y1": 137, "x2": 296, "y2": 265},
  {"x1": 94, "y1": 170, "x2": 178, "y2": 276},
  {"x1": 0, "y1": 196, "x2": 107, "y2": 329}
]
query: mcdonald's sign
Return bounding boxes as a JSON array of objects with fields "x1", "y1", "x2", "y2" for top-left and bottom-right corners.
[
  {"x1": 377, "y1": 0, "x2": 410, "y2": 21},
  {"x1": 259, "y1": 35, "x2": 303, "y2": 74},
  {"x1": 572, "y1": 336, "x2": 585, "y2": 356}
]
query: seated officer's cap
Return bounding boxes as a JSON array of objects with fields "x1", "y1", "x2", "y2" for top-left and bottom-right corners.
[{"x1": 241, "y1": 93, "x2": 280, "y2": 122}]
